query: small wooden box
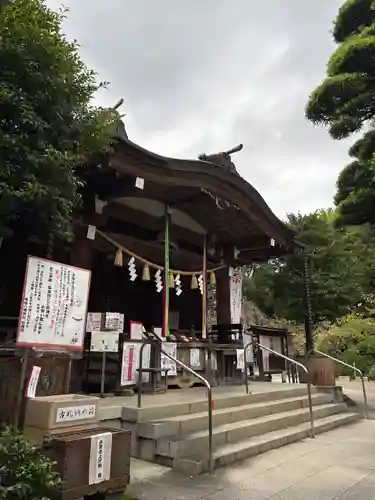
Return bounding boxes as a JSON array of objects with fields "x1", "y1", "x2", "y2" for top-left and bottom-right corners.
[
  {"x1": 23, "y1": 423, "x2": 98, "y2": 446},
  {"x1": 44, "y1": 426, "x2": 131, "y2": 500},
  {"x1": 24, "y1": 394, "x2": 99, "y2": 430}
]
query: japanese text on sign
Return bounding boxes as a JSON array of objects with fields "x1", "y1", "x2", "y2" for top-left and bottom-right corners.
[
  {"x1": 89, "y1": 432, "x2": 112, "y2": 485},
  {"x1": 120, "y1": 342, "x2": 151, "y2": 385},
  {"x1": 190, "y1": 348, "x2": 201, "y2": 368},
  {"x1": 25, "y1": 366, "x2": 41, "y2": 398},
  {"x1": 55, "y1": 404, "x2": 96, "y2": 423},
  {"x1": 17, "y1": 256, "x2": 91, "y2": 350},
  {"x1": 230, "y1": 275, "x2": 243, "y2": 324},
  {"x1": 160, "y1": 343, "x2": 177, "y2": 376}
]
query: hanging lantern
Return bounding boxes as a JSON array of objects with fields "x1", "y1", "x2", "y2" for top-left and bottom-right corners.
[
  {"x1": 142, "y1": 264, "x2": 150, "y2": 281},
  {"x1": 191, "y1": 274, "x2": 198, "y2": 289},
  {"x1": 169, "y1": 272, "x2": 175, "y2": 288},
  {"x1": 209, "y1": 271, "x2": 216, "y2": 285},
  {"x1": 114, "y1": 249, "x2": 123, "y2": 267}
]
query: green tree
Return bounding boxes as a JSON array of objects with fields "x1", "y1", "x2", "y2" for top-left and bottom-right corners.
[
  {"x1": 244, "y1": 210, "x2": 375, "y2": 324},
  {"x1": 0, "y1": 0, "x2": 115, "y2": 243},
  {"x1": 316, "y1": 314, "x2": 375, "y2": 375},
  {"x1": 306, "y1": 0, "x2": 375, "y2": 225}
]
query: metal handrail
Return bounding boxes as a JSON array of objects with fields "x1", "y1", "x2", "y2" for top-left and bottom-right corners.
[
  {"x1": 315, "y1": 349, "x2": 369, "y2": 419},
  {"x1": 244, "y1": 341, "x2": 315, "y2": 438},
  {"x1": 137, "y1": 340, "x2": 214, "y2": 473}
]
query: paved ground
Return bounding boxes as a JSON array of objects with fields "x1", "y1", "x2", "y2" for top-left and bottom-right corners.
[
  {"x1": 340, "y1": 378, "x2": 375, "y2": 418},
  {"x1": 128, "y1": 419, "x2": 375, "y2": 500}
]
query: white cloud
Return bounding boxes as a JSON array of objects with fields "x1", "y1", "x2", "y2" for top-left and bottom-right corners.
[{"x1": 46, "y1": 0, "x2": 353, "y2": 220}]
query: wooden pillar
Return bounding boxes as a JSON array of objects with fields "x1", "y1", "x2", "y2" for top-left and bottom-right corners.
[
  {"x1": 303, "y1": 255, "x2": 314, "y2": 355},
  {"x1": 69, "y1": 226, "x2": 93, "y2": 392},
  {"x1": 70, "y1": 228, "x2": 93, "y2": 270},
  {"x1": 163, "y1": 207, "x2": 171, "y2": 338},
  {"x1": 201, "y1": 235, "x2": 207, "y2": 339},
  {"x1": 215, "y1": 267, "x2": 231, "y2": 343}
]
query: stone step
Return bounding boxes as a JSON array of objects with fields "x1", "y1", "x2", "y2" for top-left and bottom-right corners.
[
  {"x1": 173, "y1": 412, "x2": 361, "y2": 474},
  {"x1": 138, "y1": 393, "x2": 334, "y2": 439},
  {"x1": 122, "y1": 386, "x2": 318, "y2": 423},
  {"x1": 156, "y1": 403, "x2": 347, "y2": 458}
]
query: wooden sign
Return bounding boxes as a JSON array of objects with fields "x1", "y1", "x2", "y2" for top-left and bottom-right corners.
[{"x1": 17, "y1": 256, "x2": 91, "y2": 351}]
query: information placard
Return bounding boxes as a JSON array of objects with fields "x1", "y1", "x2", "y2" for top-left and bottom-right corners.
[
  {"x1": 90, "y1": 331, "x2": 119, "y2": 353},
  {"x1": 120, "y1": 342, "x2": 150, "y2": 385},
  {"x1": 230, "y1": 275, "x2": 243, "y2": 324},
  {"x1": 16, "y1": 256, "x2": 91, "y2": 351},
  {"x1": 160, "y1": 343, "x2": 177, "y2": 376}
]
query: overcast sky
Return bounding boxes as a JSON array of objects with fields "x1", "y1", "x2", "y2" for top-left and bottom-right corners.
[{"x1": 46, "y1": 0, "x2": 354, "y2": 220}]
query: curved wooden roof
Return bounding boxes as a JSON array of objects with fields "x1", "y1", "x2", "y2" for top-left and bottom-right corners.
[{"x1": 96, "y1": 131, "x2": 297, "y2": 265}]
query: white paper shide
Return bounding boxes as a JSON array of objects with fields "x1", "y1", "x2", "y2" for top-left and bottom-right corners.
[
  {"x1": 25, "y1": 366, "x2": 41, "y2": 398},
  {"x1": 89, "y1": 432, "x2": 112, "y2": 485},
  {"x1": 17, "y1": 257, "x2": 91, "y2": 350}
]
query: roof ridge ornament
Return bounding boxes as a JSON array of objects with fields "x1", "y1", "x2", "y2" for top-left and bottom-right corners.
[{"x1": 198, "y1": 144, "x2": 243, "y2": 175}]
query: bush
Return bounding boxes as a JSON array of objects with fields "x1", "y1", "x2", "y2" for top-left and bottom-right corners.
[
  {"x1": 368, "y1": 364, "x2": 375, "y2": 380},
  {"x1": 0, "y1": 426, "x2": 61, "y2": 499}
]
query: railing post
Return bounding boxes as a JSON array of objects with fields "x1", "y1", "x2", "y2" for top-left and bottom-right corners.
[
  {"x1": 360, "y1": 373, "x2": 369, "y2": 419},
  {"x1": 137, "y1": 342, "x2": 149, "y2": 408},
  {"x1": 244, "y1": 342, "x2": 250, "y2": 395},
  {"x1": 136, "y1": 339, "x2": 214, "y2": 473},
  {"x1": 249, "y1": 340, "x2": 315, "y2": 438},
  {"x1": 315, "y1": 349, "x2": 369, "y2": 419}
]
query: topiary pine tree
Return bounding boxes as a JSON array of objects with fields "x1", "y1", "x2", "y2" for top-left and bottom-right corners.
[{"x1": 306, "y1": 0, "x2": 375, "y2": 225}]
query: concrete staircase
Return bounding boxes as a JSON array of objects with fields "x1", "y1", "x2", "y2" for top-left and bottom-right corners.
[{"x1": 122, "y1": 386, "x2": 361, "y2": 474}]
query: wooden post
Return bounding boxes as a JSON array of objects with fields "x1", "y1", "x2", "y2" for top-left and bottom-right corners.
[
  {"x1": 303, "y1": 255, "x2": 314, "y2": 354},
  {"x1": 69, "y1": 226, "x2": 93, "y2": 392},
  {"x1": 163, "y1": 207, "x2": 171, "y2": 339},
  {"x1": 14, "y1": 350, "x2": 28, "y2": 427},
  {"x1": 201, "y1": 235, "x2": 207, "y2": 339}
]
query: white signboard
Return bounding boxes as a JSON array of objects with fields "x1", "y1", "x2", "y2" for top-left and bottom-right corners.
[
  {"x1": 190, "y1": 348, "x2": 201, "y2": 368},
  {"x1": 90, "y1": 331, "x2": 119, "y2": 353},
  {"x1": 120, "y1": 343, "x2": 136, "y2": 386},
  {"x1": 105, "y1": 312, "x2": 124, "y2": 332},
  {"x1": 236, "y1": 349, "x2": 245, "y2": 372},
  {"x1": 25, "y1": 365, "x2": 41, "y2": 398},
  {"x1": 55, "y1": 404, "x2": 96, "y2": 423},
  {"x1": 205, "y1": 350, "x2": 218, "y2": 370},
  {"x1": 130, "y1": 321, "x2": 143, "y2": 340},
  {"x1": 161, "y1": 342, "x2": 177, "y2": 376},
  {"x1": 17, "y1": 256, "x2": 91, "y2": 351},
  {"x1": 86, "y1": 313, "x2": 102, "y2": 332},
  {"x1": 120, "y1": 342, "x2": 151, "y2": 385},
  {"x1": 243, "y1": 332, "x2": 254, "y2": 363},
  {"x1": 89, "y1": 432, "x2": 112, "y2": 485},
  {"x1": 230, "y1": 275, "x2": 243, "y2": 324}
]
